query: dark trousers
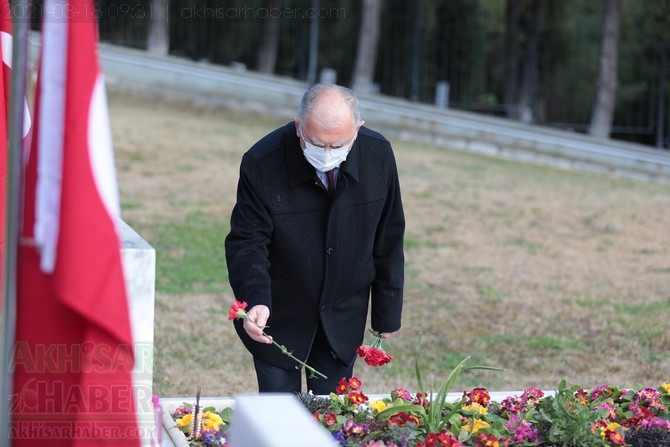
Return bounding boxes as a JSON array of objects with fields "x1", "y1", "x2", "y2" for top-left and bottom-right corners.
[{"x1": 253, "y1": 325, "x2": 354, "y2": 395}]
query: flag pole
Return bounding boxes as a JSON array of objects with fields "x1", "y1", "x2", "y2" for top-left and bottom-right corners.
[{"x1": 1, "y1": 2, "x2": 30, "y2": 445}]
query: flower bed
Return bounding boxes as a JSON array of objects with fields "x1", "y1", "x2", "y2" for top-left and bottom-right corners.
[
  {"x1": 165, "y1": 373, "x2": 670, "y2": 447},
  {"x1": 166, "y1": 304, "x2": 670, "y2": 446}
]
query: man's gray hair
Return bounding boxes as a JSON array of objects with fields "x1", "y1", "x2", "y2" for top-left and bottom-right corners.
[{"x1": 297, "y1": 84, "x2": 361, "y2": 125}]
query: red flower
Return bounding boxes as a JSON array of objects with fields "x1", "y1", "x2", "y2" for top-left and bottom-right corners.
[
  {"x1": 357, "y1": 332, "x2": 393, "y2": 367},
  {"x1": 324, "y1": 412, "x2": 338, "y2": 426},
  {"x1": 363, "y1": 346, "x2": 393, "y2": 366},
  {"x1": 348, "y1": 392, "x2": 369, "y2": 405},
  {"x1": 425, "y1": 430, "x2": 463, "y2": 447},
  {"x1": 468, "y1": 387, "x2": 491, "y2": 406},
  {"x1": 388, "y1": 412, "x2": 421, "y2": 427},
  {"x1": 475, "y1": 433, "x2": 501, "y2": 447},
  {"x1": 348, "y1": 377, "x2": 362, "y2": 391},
  {"x1": 605, "y1": 429, "x2": 626, "y2": 446},
  {"x1": 226, "y1": 300, "x2": 327, "y2": 379},
  {"x1": 357, "y1": 345, "x2": 393, "y2": 366},
  {"x1": 228, "y1": 300, "x2": 248, "y2": 320},
  {"x1": 413, "y1": 392, "x2": 431, "y2": 409},
  {"x1": 335, "y1": 377, "x2": 349, "y2": 395}
]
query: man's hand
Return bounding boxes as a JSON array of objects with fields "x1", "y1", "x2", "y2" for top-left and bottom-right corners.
[{"x1": 243, "y1": 305, "x2": 273, "y2": 344}]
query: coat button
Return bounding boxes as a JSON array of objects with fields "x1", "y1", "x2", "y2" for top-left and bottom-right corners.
[{"x1": 326, "y1": 247, "x2": 334, "y2": 255}]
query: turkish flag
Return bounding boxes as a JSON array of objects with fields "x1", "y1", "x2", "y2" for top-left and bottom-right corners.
[{"x1": 11, "y1": 1, "x2": 140, "y2": 445}]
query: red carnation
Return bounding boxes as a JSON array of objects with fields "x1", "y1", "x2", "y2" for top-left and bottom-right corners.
[
  {"x1": 228, "y1": 300, "x2": 248, "y2": 320},
  {"x1": 357, "y1": 332, "x2": 393, "y2": 367}
]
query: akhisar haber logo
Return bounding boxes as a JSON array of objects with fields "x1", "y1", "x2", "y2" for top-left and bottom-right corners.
[
  {"x1": 10, "y1": 378, "x2": 144, "y2": 414},
  {"x1": 11, "y1": 341, "x2": 136, "y2": 374}
]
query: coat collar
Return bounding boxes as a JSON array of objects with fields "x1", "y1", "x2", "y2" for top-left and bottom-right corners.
[{"x1": 287, "y1": 122, "x2": 361, "y2": 189}]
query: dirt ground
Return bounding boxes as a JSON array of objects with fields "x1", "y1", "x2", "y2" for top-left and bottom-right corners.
[{"x1": 110, "y1": 87, "x2": 670, "y2": 399}]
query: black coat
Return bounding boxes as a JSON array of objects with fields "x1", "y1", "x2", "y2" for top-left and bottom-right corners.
[{"x1": 225, "y1": 122, "x2": 405, "y2": 369}]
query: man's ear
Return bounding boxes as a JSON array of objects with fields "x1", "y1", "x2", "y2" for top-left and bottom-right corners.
[{"x1": 293, "y1": 118, "x2": 300, "y2": 137}]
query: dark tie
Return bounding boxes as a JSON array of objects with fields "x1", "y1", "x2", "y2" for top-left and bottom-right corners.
[{"x1": 326, "y1": 169, "x2": 336, "y2": 197}]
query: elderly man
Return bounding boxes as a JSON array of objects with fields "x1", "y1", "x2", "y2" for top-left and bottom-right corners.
[{"x1": 225, "y1": 83, "x2": 405, "y2": 394}]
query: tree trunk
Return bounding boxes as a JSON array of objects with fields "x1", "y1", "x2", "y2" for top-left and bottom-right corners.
[
  {"x1": 589, "y1": 0, "x2": 621, "y2": 139},
  {"x1": 147, "y1": 0, "x2": 169, "y2": 56},
  {"x1": 307, "y1": 0, "x2": 320, "y2": 85},
  {"x1": 257, "y1": 0, "x2": 281, "y2": 74},
  {"x1": 517, "y1": 0, "x2": 547, "y2": 124},
  {"x1": 409, "y1": 0, "x2": 422, "y2": 102},
  {"x1": 351, "y1": 0, "x2": 382, "y2": 94},
  {"x1": 504, "y1": 0, "x2": 521, "y2": 118}
]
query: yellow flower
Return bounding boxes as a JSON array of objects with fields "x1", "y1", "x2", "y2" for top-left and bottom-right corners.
[
  {"x1": 599, "y1": 422, "x2": 623, "y2": 439},
  {"x1": 175, "y1": 413, "x2": 193, "y2": 430},
  {"x1": 661, "y1": 383, "x2": 670, "y2": 394},
  {"x1": 202, "y1": 411, "x2": 224, "y2": 431},
  {"x1": 370, "y1": 400, "x2": 387, "y2": 413},
  {"x1": 463, "y1": 418, "x2": 490, "y2": 434},
  {"x1": 462, "y1": 402, "x2": 488, "y2": 415}
]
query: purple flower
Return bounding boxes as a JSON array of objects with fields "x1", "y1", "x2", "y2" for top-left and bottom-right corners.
[
  {"x1": 392, "y1": 388, "x2": 413, "y2": 402},
  {"x1": 505, "y1": 414, "x2": 539, "y2": 443},
  {"x1": 590, "y1": 385, "x2": 614, "y2": 401},
  {"x1": 595, "y1": 401, "x2": 618, "y2": 420},
  {"x1": 500, "y1": 395, "x2": 525, "y2": 414},
  {"x1": 641, "y1": 417, "x2": 670, "y2": 430},
  {"x1": 332, "y1": 431, "x2": 347, "y2": 445},
  {"x1": 520, "y1": 388, "x2": 544, "y2": 404},
  {"x1": 200, "y1": 429, "x2": 221, "y2": 446},
  {"x1": 634, "y1": 388, "x2": 666, "y2": 411}
]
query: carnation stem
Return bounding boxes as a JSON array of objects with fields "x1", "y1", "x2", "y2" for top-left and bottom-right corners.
[
  {"x1": 248, "y1": 317, "x2": 328, "y2": 380},
  {"x1": 268, "y1": 338, "x2": 328, "y2": 380}
]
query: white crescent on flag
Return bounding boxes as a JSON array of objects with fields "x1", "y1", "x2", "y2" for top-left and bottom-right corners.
[
  {"x1": 89, "y1": 74, "x2": 122, "y2": 223},
  {"x1": 34, "y1": 12, "x2": 67, "y2": 273}
]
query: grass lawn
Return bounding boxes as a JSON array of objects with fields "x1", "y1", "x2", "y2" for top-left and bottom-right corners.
[{"x1": 110, "y1": 88, "x2": 670, "y2": 399}]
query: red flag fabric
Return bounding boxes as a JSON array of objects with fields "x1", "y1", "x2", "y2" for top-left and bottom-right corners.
[{"x1": 11, "y1": 2, "x2": 141, "y2": 445}]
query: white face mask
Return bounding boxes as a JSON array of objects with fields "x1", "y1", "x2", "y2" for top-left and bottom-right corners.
[{"x1": 302, "y1": 141, "x2": 351, "y2": 172}]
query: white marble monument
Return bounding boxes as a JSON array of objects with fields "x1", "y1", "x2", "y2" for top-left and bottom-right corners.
[{"x1": 120, "y1": 219, "x2": 158, "y2": 446}]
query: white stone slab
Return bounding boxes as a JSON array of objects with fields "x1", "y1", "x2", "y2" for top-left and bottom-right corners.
[
  {"x1": 120, "y1": 219, "x2": 158, "y2": 446},
  {"x1": 229, "y1": 394, "x2": 339, "y2": 447}
]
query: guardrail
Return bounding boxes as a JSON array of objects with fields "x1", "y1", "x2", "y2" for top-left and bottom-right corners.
[{"x1": 29, "y1": 33, "x2": 670, "y2": 183}]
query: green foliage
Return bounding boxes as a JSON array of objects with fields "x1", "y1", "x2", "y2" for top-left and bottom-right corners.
[
  {"x1": 530, "y1": 380, "x2": 608, "y2": 447},
  {"x1": 415, "y1": 355, "x2": 502, "y2": 434}
]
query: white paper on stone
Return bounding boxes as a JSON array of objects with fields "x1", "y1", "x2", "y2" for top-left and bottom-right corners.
[{"x1": 229, "y1": 394, "x2": 339, "y2": 447}]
